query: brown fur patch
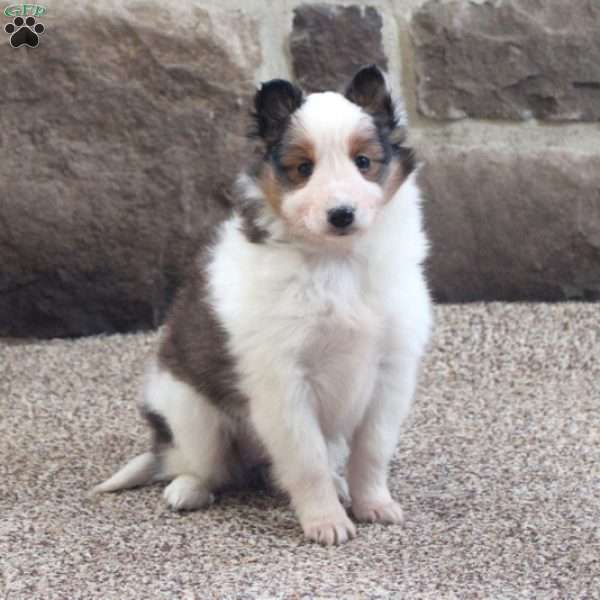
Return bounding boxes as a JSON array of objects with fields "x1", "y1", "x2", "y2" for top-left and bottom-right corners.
[
  {"x1": 349, "y1": 129, "x2": 386, "y2": 182},
  {"x1": 158, "y1": 248, "x2": 249, "y2": 419},
  {"x1": 349, "y1": 121, "x2": 412, "y2": 193},
  {"x1": 258, "y1": 164, "x2": 285, "y2": 214},
  {"x1": 382, "y1": 158, "x2": 406, "y2": 203},
  {"x1": 278, "y1": 132, "x2": 316, "y2": 187},
  {"x1": 239, "y1": 199, "x2": 269, "y2": 244}
]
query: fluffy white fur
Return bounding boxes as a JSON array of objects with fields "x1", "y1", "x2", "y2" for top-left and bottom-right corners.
[
  {"x1": 217, "y1": 175, "x2": 430, "y2": 534},
  {"x1": 95, "y1": 83, "x2": 432, "y2": 546}
]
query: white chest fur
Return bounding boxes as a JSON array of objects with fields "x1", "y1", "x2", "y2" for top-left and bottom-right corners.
[
  {"x1": 295, "y1": 258, "x2": 384, "y2": 438},
  {"x1": 207, "y1": 219, "x2": 387, "y2": 440}
]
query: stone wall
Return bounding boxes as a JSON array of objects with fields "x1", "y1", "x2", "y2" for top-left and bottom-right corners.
[{"x1": 1, "y1": 0, "x2": 599, "y2": 337}]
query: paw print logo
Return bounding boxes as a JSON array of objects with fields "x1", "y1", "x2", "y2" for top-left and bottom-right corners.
[{"x1": 4, "y1": 16, "x2": 45, "y2": 48}]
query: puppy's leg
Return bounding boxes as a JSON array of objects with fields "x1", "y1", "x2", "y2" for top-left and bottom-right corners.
[
  {"x1": 250, "y1": 376, "x2": 355, "y2": 545},
  {"x1": 348, "y1": 354, "x2": 419, "y2": 524},
  {"x1": 145, "y1": 364, "x2": 231, "y2": 511},
  {"x1": 328, "y1": 436, "x2": 350, "y2": 505}
]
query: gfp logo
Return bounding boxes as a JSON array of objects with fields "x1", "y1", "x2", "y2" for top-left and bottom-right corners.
[
  {"x1": 4, "y1": 4, "x2": 46, "y2": 17},
  {"x1": 4, "y1": 4, "x2": 46, "y2": 47}
]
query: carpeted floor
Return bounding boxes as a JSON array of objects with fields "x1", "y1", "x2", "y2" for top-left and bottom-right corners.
[{"x1": 1, "y1": 304, "x2": 599, "y2": 599}]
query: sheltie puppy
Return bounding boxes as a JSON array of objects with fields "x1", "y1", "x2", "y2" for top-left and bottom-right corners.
[{"x1": 94, "y1": 65, "x2": 432, "y2": 546}]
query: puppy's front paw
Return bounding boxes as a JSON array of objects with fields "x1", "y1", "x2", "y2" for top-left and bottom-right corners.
[
  {"x1": 164, "y1": 475, "x2": 214, "y2": 511},
  {"x1": 352, "y1": 499, "x2": 404, "y2": 524},
  {"x1": 302, "y1": 511, "x2": 357, "y2": 546}
]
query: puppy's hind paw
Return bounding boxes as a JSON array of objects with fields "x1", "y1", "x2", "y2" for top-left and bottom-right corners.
[
  {"x1": 163, "y1": 475, "x2": 214, "y2": 511},
  {"x1": 302, "y1": 512, "x2": 356, "y2": 546},
  {"x1": 352, "y1": 499, "x2": 404, "y2": 524}
]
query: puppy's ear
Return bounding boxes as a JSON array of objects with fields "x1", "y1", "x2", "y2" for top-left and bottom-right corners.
[
  {"x1": 345, "y1": 65, "x2": 396, "y2": 129},
  {"x1": 253, "y1": 79, "x2": 303, "y2": 145},
  {"x1": 347, "y1": 65, "x2": 415, "y2": 177}
]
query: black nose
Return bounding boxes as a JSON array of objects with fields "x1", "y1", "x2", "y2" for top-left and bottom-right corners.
[{"x1": 327, "y1": 206, "x2": 355, "y2": 230}]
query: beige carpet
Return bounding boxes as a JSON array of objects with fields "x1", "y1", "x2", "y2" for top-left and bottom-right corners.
[{"x1": 1, "y1": 304, "x2": 599, "y2": 599}]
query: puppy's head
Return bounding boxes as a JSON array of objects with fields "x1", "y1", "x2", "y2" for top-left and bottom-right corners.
[{"x1": 240, "y1": 65, "x2": 414, "y2": 246}]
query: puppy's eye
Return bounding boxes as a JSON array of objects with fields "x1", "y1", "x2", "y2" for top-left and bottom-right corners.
[
  {"x1": 297, "y1": 161, "x2": 314, "y2": 178},
  {"x1": 354, "y1": 155, "x2": 371, "y2": 171}
]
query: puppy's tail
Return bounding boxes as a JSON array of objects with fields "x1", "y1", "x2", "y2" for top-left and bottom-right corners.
[{"x1": 91, "y1": 451, "x2": 157, "y2": 495}]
